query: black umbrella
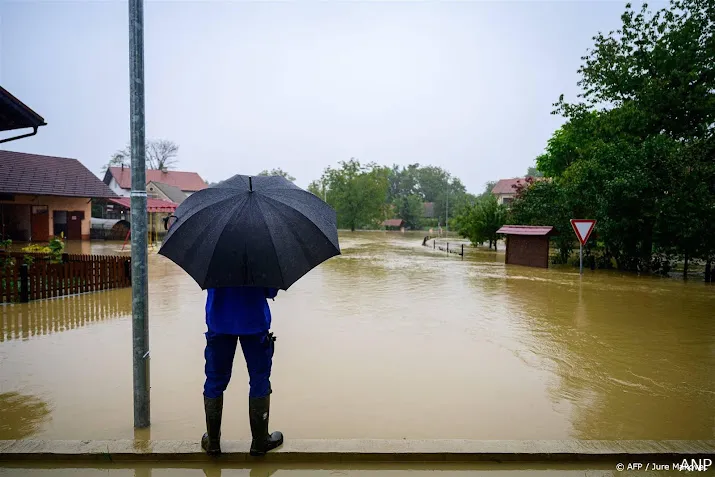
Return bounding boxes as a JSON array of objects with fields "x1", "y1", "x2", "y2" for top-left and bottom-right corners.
[{"x1": 158, "y1": 174, "x2": 340, "y2": 290}]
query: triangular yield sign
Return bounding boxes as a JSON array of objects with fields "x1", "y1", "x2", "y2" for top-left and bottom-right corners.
[{"x1": 570, "y1": 219, "x2": 596, "y2": 245}]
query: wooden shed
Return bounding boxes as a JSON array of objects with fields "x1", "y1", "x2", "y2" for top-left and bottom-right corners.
[
  {"x1": 382, "y1": 218, "x2": 405, "y2": 231},
  {"x1": 496, "y1": 225, "x2": 555, "y2": 268}
]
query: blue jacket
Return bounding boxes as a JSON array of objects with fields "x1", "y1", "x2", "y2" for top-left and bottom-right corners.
[{"x1": 205, "y1": 287, "x2": 278, "y2": 335}]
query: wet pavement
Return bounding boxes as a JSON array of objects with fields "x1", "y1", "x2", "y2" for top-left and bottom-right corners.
[
  {"x1": 3, "y1": 462, "x2": 710, "y2": 477},
  {"x1": 0, "y1": 232, "x2": 713, "y2": 442}
]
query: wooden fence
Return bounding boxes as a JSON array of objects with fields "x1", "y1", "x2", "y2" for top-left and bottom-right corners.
[
  {"x1": 423, "y1": 237, "x2": 467, "y2": 259},
  {"x1": 0, "y1": 253, "x2": 131, "y2": 304}
]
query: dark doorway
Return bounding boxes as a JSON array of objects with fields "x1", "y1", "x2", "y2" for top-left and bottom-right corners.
[
  {"x1": 31, "y1": 205, "x2": 49, "y2": 242},
  {"x1": 67, "y1": 211, "x2": 84, "y2": 240},
  {"x1": 53, "y1": 210, "x2": 68, "y2": 237},
  {"x1": 0, "y1": 204, "x2": 31, "y2": 241}
]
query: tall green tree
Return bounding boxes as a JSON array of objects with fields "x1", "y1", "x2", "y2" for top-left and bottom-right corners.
[
  {"x1": 258, "y1": 168, "x2": 296, "y2": 182},
  {"x1": 394, "y1": 194, "x2": 424, "y2": 229},
  {"x1": 387, "y1": 163, "x2": 421, "y2": 203},
  {"x1": 520, "y1": 0, "x2": 714, "y2": 275},
  {"x1": 317, "y1": 159, "x2": 389, "y2": 231},
  {"x1": 455, "y1": 194, "x2": 507, "y2": 250},
  {"x1": 416, "y1": 167, "x2": 467, "y2": 224},
  {"x1": 509, "y1": 178, "x2": 577, "y2": 264},
  {"x1": 526, "y1": 166, "x2": 544, "y2": 178}
]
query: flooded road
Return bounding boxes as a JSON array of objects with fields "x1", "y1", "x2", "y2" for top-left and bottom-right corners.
[{"x1": 0, "y1": 232, "x2": 713, "y2": 441}]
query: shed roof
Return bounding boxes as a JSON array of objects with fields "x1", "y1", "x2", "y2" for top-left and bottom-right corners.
[
  {"x1": 105, "y1": 167, "x2": 207, "y2": 192},
  {"x1": 0, "y1": 86, "x2": 46, "y2": 133},
  {"x1": 382, "y1": 219, "x2": 405, "y2": 227},
  {"x1": 0, "y1": 150, "x2": 116, "y2": 198},
  {"x1": 497, "y1": 225, "x2": 554, "y2": 236}
]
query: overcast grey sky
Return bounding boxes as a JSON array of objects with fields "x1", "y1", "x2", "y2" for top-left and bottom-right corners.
[{"x1": 1, "y1": 0, "x2": 660, "y2": 193}]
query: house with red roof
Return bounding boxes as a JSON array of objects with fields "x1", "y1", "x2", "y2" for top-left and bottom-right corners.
[
  {"x1": 103, "y1": 166, "x2": 208, "y2": 199},
  {"x1": 491, "y1": 177, "x2": 545, "y2": 206},
  {"x1": 0, "y1": 150, "x2": 117, "y2": 241}
]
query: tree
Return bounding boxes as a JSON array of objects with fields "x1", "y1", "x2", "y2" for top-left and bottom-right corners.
[
  {"x1": 575, "y1": 0, "x2": 715, "y2": 142},
  {"x1": 526, "y1": 166, "x2": 544, "y2": 178},
  {"x1": 455, "y1": 194, "x2": 507, "y2": 250},
  {"x1": 478, "y1": 181, "x2": 497, "y2": 200},
  {"x1": 258, "y1": 168, "x2": 296, "y2": 182},
  {"x1": 317, "y1": 159, "x2": 389, "y2": 231},
  {"x1": 519, "y1": 0, "x2": 715, "y2": 274},
  {"x1": 386, "y1": 163, "x2": 421, "y2": 203},
  {"x1": 103, "y1": 139, "x2": 180, "y2": 173},
  {"x1": 509, "y1": 178, "x2": 576, "y2": 264},
  {"x1": 307, "y1": 180, "x2": 324, "y2": 199},
  {"x1": 394, "y1": 194, "x2": 424, "y2": 229},
  {"x1": 416, "y1": 167, "x2": 467, "y2": 224}
]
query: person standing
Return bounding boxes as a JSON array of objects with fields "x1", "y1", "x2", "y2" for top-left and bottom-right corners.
[{"x1": 201, "y1": 286, "x2": 284, "y2": 456}]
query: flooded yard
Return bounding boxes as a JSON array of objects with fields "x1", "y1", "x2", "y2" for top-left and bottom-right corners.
[{"x1": 0, "y1": 232, "x2": 713, "y2": 441}]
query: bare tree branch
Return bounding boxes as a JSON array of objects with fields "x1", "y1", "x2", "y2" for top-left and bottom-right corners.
[{"x1": 103, "y1": 139, "x2": 180, "y2": 173}]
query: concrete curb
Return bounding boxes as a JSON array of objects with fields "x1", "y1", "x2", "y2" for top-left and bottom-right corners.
[{"x1": 0, "y1": 440, "x2": 713, "y2": 463}]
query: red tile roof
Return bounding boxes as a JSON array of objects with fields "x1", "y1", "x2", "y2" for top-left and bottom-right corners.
[
  {"x1": 0, "y1": 150, "x2": 116, "y2": 198},
  {"x1": 108, "y1": 197, "x2": 178, "y2": 213},
  {"x1": 492, "y1": 177, "x2": 543, "y2": 195},
  {"x1": 105, "y1": 167, "x2": 207, "y2": 192},
  {"x1": 497, "y1": 225, "x2": 554, "y2": 236}
]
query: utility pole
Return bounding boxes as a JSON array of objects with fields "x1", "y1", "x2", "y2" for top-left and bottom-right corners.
[
  {"x1": 129, "y1": 0, "x2": 150, "y2": 428},
  {"x1": 445, "y1": 180, "x2": 450, "y2": 237}
]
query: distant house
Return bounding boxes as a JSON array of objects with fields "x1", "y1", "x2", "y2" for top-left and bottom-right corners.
[
  {"x1": 103, "y1": 167, "x2": 207, "y2": 198},
  {"x1": 423, "y1": 202, "x2": 435, "y2": 219},
  {"x1": 0, "y1": 150, "x2": 117, "y2": 241},
  {"x1": 492, "y1": 177, "x2": 543, "y2": 205},
  {"x1": 147, "y1": 181, "x2": 188, "y2": 205}
]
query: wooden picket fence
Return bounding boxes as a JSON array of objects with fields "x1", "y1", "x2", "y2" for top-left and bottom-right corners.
[{"x1": 0, "y1": 253, "x2": 131, "y2": 304}]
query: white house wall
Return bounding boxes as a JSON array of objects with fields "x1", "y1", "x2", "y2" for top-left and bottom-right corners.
[{"x1": 108, "y1": 177, "x2": 131, "y2": 197}]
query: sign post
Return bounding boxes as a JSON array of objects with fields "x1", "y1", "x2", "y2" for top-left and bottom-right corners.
[{"x1": 570, "y1": 219, "x2": 597, "y2": 274}]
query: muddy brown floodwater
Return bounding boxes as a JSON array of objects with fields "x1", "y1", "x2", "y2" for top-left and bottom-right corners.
[{"x1": 0, "y1": 232, "x2": 713, "y2": 441}]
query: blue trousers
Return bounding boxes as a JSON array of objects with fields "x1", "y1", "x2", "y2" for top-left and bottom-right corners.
[{"x1": 203, "y1": 331, "x2": 275, "y2": 399}]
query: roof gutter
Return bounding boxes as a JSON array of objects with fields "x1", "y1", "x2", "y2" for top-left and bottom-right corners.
[{"x1": 0, "y1": 126, "x2": 41, "y2": 144}]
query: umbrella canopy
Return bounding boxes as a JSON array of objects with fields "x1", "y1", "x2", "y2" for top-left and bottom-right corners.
[{"x1": 158, "y1": 174, "x2": 340, "y2": 290}]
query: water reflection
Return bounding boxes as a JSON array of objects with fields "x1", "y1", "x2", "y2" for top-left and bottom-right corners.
[
  {"x1": 0, "y1": 232, "x2": 712, "y2": 442},
  {"x1": 0, "y1": 391, "x2": 51, "y2": 438},
  {"x1": 0, "y1": 463, "x2": 685, "y2": 477},
  {"x1": 0, "y1": 288, "x2": 131, "y2": 342},
  {"x1": 495, "y1": 267, "x2": 715, "y2": 439}
]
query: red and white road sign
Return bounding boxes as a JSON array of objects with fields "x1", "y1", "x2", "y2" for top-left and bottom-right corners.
[{"x1": 570, "y1": 219, "x2": 596, "y2": 245}]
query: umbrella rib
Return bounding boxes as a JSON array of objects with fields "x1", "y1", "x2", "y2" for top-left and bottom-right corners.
[
  {"x1": 199, "y1": 196, "x2": 252, "y2": 287},
  {"x1": 163, "y1": 191, "x2": 236, "y2": 243},
  {"x1": 257, "y1": 200, "x2": 286, "y2": 289},
  {"x1": 260, "y1": 195, "x2": 340, "y2": 271},
  {"x1": 260, "y1": 193, "x2": 339, "y2": 249}
]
